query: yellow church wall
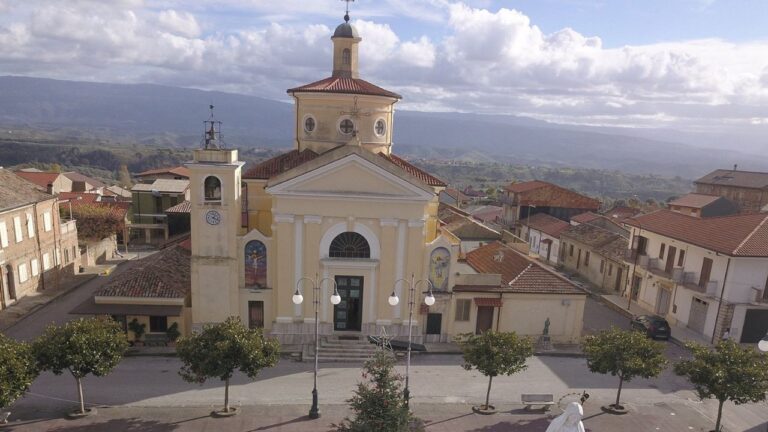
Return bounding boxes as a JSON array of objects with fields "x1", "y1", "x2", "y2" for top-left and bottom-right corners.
[
  {"x1": 376, "y1": 224, "x2": 398, "y2": 321},
  {"x1": 244, "y1": 179, "x2": 273, "y2": 237},
  {"x1": 273, "y1": 217, "x2": 296, "y2": 321}
]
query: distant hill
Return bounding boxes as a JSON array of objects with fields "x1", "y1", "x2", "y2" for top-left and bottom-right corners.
[{"x1": 1, "y1": 75, "x2": 766, "y2": 178}]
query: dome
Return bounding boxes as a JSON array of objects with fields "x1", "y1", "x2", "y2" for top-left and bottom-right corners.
[{"x1": 333, "y1": 21, "x2": 359, "y2": 39}]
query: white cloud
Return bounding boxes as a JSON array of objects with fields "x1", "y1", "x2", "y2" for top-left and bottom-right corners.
[{"x1": 157, "y1": 10, "x2": 201, "y2": 38}]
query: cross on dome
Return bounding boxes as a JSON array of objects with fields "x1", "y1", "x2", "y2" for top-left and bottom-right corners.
[{"x1": 341, "y1": 0, "x2": 355, "y2": 22}]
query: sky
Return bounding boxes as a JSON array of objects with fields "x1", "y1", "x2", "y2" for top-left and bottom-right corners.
[{"x1": 1, "y1": 0, "x2": 767, "y2": 141}]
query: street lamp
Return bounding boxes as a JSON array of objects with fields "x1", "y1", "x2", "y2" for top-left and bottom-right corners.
[
  {"x1": 387, "y1": 274, "x2": 435, "y2": 407},
  {"x1": 292, "y1": 274, "x2": 341, "y2": 419}
]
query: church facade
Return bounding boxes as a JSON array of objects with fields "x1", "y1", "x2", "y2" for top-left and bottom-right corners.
[{"x1": 186, "y1": 16, "x2": 458, "y2": 344}]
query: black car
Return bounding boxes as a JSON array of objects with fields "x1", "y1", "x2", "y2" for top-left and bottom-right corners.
[{"x1": 630, "y1": 315, "x2": 671, "y2": 340}]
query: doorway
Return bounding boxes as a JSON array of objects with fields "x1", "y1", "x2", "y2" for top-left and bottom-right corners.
[
  {"x1": 334, "y1": 276, "x2": 363, "y2": 331},
  {"x1": 656, "y1": 288, "x2": 671, "y2": 316},
  {"x1": 248, "y1": 301, "x2": 264, "y2": 329},
  {"x1": 688, "y1": 297, "x2": 709, "y2": 334},
  {"x1": 614, "y1": 267, "x2": 623, "y2": 292},
  {"x1": 665, "y1": 246, "x2": 677, "y2": 274},
  {"x1": 475, "y1": 306, "x2": 494, "y2": 334}
]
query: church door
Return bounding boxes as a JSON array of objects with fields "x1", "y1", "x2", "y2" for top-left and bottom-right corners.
[{"x1": 334, "y1": 276, "x2": 363, "y2": 331}]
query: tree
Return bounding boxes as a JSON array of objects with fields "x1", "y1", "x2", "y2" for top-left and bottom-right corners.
[
  {"x1": 336, "y1": 351, "x2": 421, "y2": 432},
  {"x1": 674, "y1": 340, "x2": 768, "y2": 432},
  {"x1": 117, "y1": 164, "x2": 132, "y2": 188},
  {"x1": 33, "y1": 317, "x2": 128, "y2": 415},
  {"x1": 176, "y1": 317, "x2": 280, "y2": 415},
  {"x1": 69, "y1": 204, "x2": 125, "y2": 240},
  {"x1": 459, "y1": 331, "x2": 534, "y2": 411},
  {"x1": 50, "y1": 163, "x2": 62, "y2": 173},
  {"x1": 582, "y1": 327, "x2": 667, "y2": 410},
  {"x1": 0, "y1": 334, "x2": 39, "y2": 420}
]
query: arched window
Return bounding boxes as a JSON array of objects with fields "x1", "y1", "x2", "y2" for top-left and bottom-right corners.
[
  {"x1": 245, "y1": 240, "x2": 267, "y2": 288},
  {"x1": 204, "y1": 176, "x2": 221, "y2": 201},
  {"x1": 329, "y1": 232, "x2": 370, "y2": 259},
  {"x1": 342, "y1": 48, "x2": 351, "y2": 66}
]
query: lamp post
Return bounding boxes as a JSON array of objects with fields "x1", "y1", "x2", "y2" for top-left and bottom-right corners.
[
  {"x1": 292, "y1": 274, "x2": 341, "y2": 419},
  {"x1": 387, "y1": 274, "x2": 435, "y2": 407}
]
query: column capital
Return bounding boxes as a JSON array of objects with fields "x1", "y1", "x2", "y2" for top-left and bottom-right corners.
[{"x1": 274, "y1": 213, "x2": 295, "y2": 223}]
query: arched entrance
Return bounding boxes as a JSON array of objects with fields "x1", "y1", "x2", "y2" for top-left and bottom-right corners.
[{"x1": 329, "y1": 232, "x2": 370, "y2": 332}]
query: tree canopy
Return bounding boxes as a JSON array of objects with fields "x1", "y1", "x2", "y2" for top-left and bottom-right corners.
[
  {"x1": 583, "y1": 327, "x2": 667, "y2": 408},
  {"x1": 675, "y1": 340, "x2": 768, "y2": 432},
  {"x1": 68, "y1": 203, "x2": 125, "y2": 240},
  {"x1": 0, "y1": 334, "x2": 39, "y2": 410}
]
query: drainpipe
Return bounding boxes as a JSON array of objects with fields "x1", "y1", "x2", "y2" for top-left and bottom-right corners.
[
  {"x1": 711, "y1": 257, "x2": 731, "y2": 344},
  {"x1": 495, "y1": 292, "x2": 502, "y2": 331},
  {"x1": 627, "y1": 224, "x2": 642, "y2": 311},
  {"x1": 32, "y1": 202, "x2": 45, "y2": 291}
]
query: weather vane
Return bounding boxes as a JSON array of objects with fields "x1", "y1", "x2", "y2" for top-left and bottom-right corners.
[{"x1": 342, "y1": 0, "x2": 355, "y2": 22}]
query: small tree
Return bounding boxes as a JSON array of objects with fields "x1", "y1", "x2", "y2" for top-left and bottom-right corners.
[
  {"x1": 674, "y1": 340, "x2": 768, "y2": 432},
  {"x1": 336, "y1": 351, "x2": 421, "y2": 432},
  {"x1": 459, "y1": 331, "x2": 534, "y2": 411},
  {"x1": 128, "y1": 318, "x2": 146, "y2": 342},
  {"x1": 117, "y1": 164, "x2": 132, "y2": 188},
  {"x1": 0, "y1": 334, "x2": 39, "y2": 420},
  {"x1": 70, "y1": 204, "x2": 125, "y2": 240},
  {"x1": 583, "y1": 327, "x2": 666, "y2": 410},
  {"x1": 33, "y1": 317, "x2": 128, "y2": 416},
  {"x1": 176, "y1": 317, "x2": 280, "y2": 415}
]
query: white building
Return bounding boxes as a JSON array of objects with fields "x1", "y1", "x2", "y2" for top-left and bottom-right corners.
[
  {"x1": 519, "y1": 213, "x2": 569, "y2": 266},
  {"x1": 623, "y1": 210, "x2": 768, "y2": 344}
]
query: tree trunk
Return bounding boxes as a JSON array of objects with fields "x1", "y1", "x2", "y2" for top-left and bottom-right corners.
[
  {"x1": 715, "y1": 399, "x2": 725, "y2": 432},
  {"x1": 224, "y1": 377, "x2": 230, "y2": 413},
  {"x1": 484, "y1": 376, "x2": 493, "y2": 409},
  {"x1": 614, "y1": 376, "x2": 624, "y2": 408},
  {"x1": 76, "y1": 377, "x2": 85, "y2": 414}
]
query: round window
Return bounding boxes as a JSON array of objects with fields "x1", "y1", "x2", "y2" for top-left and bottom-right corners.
[
  {"x1": 339, "y1": 118, "x2": 355, "y2": 135},
  {"x1": 304, "y1": 116, "x2": 316, "y2": 133},
  {"x1": 374, "y1": 119, "x2": 386, "y2": 137}
]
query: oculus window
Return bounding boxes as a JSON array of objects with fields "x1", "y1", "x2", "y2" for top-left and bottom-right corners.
[
  {"x1": 374, "y1": 119, "x2": 386, "y2": 136},
  {"x1": 304, "y1": 116, "x2": 316, "y2": 133},
  {"x1": 339, "y1": 119, "x2": 355, "y2": 135}
]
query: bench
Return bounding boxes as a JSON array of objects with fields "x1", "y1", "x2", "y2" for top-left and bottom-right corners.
[{"x1": 521, "y1": 394, "x2": 555, "y2": 411}]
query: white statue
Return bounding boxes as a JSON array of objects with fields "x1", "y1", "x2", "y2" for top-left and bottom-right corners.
[{"x1": 545, "y1": 402, "x2": 585, "y2": 432}]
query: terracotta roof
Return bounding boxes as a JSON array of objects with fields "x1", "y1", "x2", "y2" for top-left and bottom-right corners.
[
  {"x1": 442, "y1": 216, "x2": 500, "y2": 241},
  {"x1": 132, "y1": 179, "x2": 189, "y2": 194},
  {"x1": 165, "y1": 200, "x2": 191, "y2": 214},
  {"x1": 603, "y1": 206, "x2": 641, "y2": 221},
  {"x1": 63, "y1": 172, "x2": 107, "y2": 189},
  {"x1": 288, "y1": 76, "x2": 401, "y2": 99},
  {"x1": 505, "y1": 180, "x2": 600, "y2": 210},
  {"x1": 0, "y1": 169, "x2": 54, "y2": 210},
  {"x1": 521, "y1": 213, "x2": 570, "y2": 238},
  {"x1": 243, "y1": 149, "x2": 320, "y2": 180},
  {"x1": 625, "y1": 210, "x2": 768, "y2": 257},
  {"x1": 668, "y1": 193, "x2": 722, "y2": 209},
  {"x1": 135, "y1": 166, "x2": 191, "y2": 179},
  {"x1": 468, "y1": 206, "x2": 503, "y2": 223},
  {"x1": 59, "y1": 192, "x2": 100, "y2": 204},
  {"x1": 378, "y1": 153, "x2": 446, "y2": 187},
  {"x1": 561, "y1": 223, "x2": 628, "y2": 261},
  {"x1": 695, "y1": 169, "x2": 768, "y2": 189},
  {"x1": 570, "y1": 212, "x2": 601, "y2": 224},
  {"x1": 463, "y1": 242, "x2": 585, "y2": 294},
  {"x1": 13, "y1": 171, "x2": 62, "y2": 189},
  {"x1": 95, "y1": 245, "x2": 190, "y2": 299},
  {"x1": 474, "y1": 297, "x2": 503, "y2": 307}
]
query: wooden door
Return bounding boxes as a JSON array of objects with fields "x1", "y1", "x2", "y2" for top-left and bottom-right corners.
[
  {"x1": 475, "y1": 306, "x2": 494, "y2": 334},
  {"x1": 426, "y1": 313, "x2": 442, "y2": 335},
  {"x1": 656, "y1": 288, "x2": 671, "y2": 315},
  {"x1": 614, "y1": 267, "x2": 623, "y2": 292},
  {"x1": 248, "y1": 301, "x2": 264, "y2": 329},
  {"x1": 699, "y1": 258, "x2": 713, "y2": 289},
  {"x1": 665, "y1": 246, "x2": 677, "y2": 273}
]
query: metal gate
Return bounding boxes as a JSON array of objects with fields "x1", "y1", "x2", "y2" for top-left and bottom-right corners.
[
  {"x1": 688, "y1": 297, "x2": 709, "y2": 334},
  {"x1": 740, "y1": 309, "x2": 768, "y2": 343}
]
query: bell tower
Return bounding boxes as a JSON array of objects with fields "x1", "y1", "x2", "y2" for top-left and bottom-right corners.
[
  {"x1": 186, "y1": 107, "x2": 244, "y2": 329},
  {"x1": 331, "y1": 11, "x2": 361, "y2": 78}
]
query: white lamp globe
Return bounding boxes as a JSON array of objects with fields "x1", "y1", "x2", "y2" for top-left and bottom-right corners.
[
  {"x1": 388, "y1": 293, "x2": 399, "y2": 306},
  {"x1": 292, "y1": 293, "x2": 304, "y2": 305},
  {"x1": 759, "y1": 335, "x2": 768, "y2": 352},
  {"x1": 424, "y1": 293, "x2": 435, "y2": 306},
  {"x1": 330, "y1": 292, "x2": 342, "y2": 305}
]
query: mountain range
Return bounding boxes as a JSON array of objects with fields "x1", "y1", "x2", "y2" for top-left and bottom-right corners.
[{"x1": 1, "y1": 75, "x2": 766, "y2": 179}]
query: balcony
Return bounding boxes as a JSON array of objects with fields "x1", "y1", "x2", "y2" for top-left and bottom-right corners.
[{"x1": 681, "y1": 278, "x2": 719, "y2": 295}]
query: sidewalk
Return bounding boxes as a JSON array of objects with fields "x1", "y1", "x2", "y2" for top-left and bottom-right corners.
[
  {"x1": 0, "y1": 254, "x2": 137, "y2": 332},
  {"x1": 602, "y1": 294, "x2": 711, "y2": 347}
]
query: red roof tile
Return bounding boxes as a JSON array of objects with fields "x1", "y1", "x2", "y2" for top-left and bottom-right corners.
[
  {"x1": 288, "y1": 76, "x2": 401, "y2": 99},
  {"x1": 520, "y1": 213, "x2": 570, "y2": 237},
  {"x1": 505, "y1": 180, "x2": 600, "y2": 210},
  {"x1": 378, "y1": 153, "x2": 446, "y2": 187},
  {"x1": 626, "y1": 210, "x2": 768, "y2": 257},
  {"x1": 95, "y1": 245, "x2": 190, "y2": 299},
  {"x1": 571, "y1": 212, "x2": 601, "y2": 224},
  {"x1": 474, "y1": 297, "x2": 503, "y2": 307},
  {"x1": 243, "y1": 149, "x2": 320, "y2": 179},
  {"x1": 14, "y1": 171, "x2": 62, "y2": 189},
  {"x1": 59, "y1": 192, "x2": 100, "y2": 204},
  {"x1": 668, "y1": 193, "x2": 721, "y2": 208},
  {"x1": 165, "y1": 200, "x2": 191, "y2": 214},
  {"x1": 463, "y1": 242, "x2": 585, "y2": 294},
  {"x1": 135, "y1": 166, "x2": 191, "y2": 178},
  {"x1": 695, "y1": 169, "x2": 768, "y2": 189}
]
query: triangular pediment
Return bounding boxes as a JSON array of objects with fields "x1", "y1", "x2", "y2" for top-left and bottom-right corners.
[{"x1": 265, "y1": 148, "x2": 436, "y2": 201}]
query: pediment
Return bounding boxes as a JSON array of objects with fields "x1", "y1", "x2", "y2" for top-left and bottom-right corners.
[{"x1": 265, "y1": 152, "x2": 435, "y2": 201}]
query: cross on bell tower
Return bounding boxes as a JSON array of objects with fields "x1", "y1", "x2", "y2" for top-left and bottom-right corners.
[
  {"x1": 342, "y1": 0, "x2": 355, "y2": 22},
  {"x1": 203, "y1": 104, "x2": 224, "y2": 150}
]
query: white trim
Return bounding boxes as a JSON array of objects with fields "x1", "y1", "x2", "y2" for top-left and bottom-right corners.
[
  {"x1": 320, "y1": 258, "x2": 380, "y2": 269},
  {"x1": 394, "y1": 220, "x2": 406, "y2": 319},
  {"x1": 408, "y1": 219, "x2": 426, "y2": 228},
  {"x1": 303, "y1": 215, "x2": 322, "y2": 224},
  {"x1": 319, "y1": 222, "x2": 381, "y2": 260},
  {"x1": 380, "y1": 218, "x2": 399, "y2": 227},
  {"x1": 373, "y1": 117, "x2": 387, "y2": 137},
  {"x1": 303, "y1": 318, "x2": 317, "y2": 324},
  {"x1": 274, "y1": 213, "x2": 295, "y2": 223},
  {"x1": 337, "y1": 115, "x2": 355, "y2": 136},
  {"x1": 322, "y1": 267, "x2": 330, "y2": 322},
  {"x1": 376, "y1": 319, "x2": 392, "y2": 326},
  {"x1": 276, "y1": 316, "x2": 294, "y2": 324},
  {"x1": 367, "y1": 266, "x2": 377, "y2": 321},
  {"x1": 302, "y1": 114, "x2": 317, "y2": 134},
  {"x1": 294, "y1": 219, "x2": 303, "y2": 317}
]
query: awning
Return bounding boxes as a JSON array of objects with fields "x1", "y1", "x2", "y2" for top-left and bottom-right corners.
[
  {"x1": 71, "y1": 298, "x2": 183, "y2": 317},
  {"x1": 474, "y1": 297, "x2": 503, "y2": 307}
]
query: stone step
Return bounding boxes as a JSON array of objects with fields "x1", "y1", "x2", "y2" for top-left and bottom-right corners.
[
  {"x1": 316, "y1": 356, "x2": 375, "y2": 363},
  {"x1": 320, "y1": 341, "x2": 373, "y2": 348}
]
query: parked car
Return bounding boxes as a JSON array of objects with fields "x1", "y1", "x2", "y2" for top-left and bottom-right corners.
[{"x1": 630, "y1": 315, "x2": 671, "y2": 340}]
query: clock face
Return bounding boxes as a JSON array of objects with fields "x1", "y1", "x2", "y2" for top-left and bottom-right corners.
[{"x1": 205, "y1": 210, "x2": 222, "y2": 225}]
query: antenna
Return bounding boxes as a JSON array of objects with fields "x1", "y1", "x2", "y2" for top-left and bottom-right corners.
[{"x1": 202, "y1": 104, "x2": 224, "y2": 150}]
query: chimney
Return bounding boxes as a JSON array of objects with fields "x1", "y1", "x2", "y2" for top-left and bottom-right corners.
[
  {"x1": 46, "y1": 183, "x2": 54, "y2": 195},
  {"x1": 494, "y1": 251, "x2": 504, "y2": 262}
]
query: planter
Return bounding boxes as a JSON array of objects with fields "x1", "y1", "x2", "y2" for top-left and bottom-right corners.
[
  {"x1": 472, "y1": 405, "x2": 497, "y2": 415},
  {"x1": 211, "y1": 407, "x2": 239, "y2": 418},
  {"x1": 601, "y1": 404, "x2": 628, "y2": 415},
  {"x1": 66, "y1": 408, "x2": 97, "y2": 419}
]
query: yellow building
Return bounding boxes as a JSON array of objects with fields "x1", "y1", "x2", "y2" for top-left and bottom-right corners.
[{"x1": 186, "y1": 14, "x2": 585, "y2": 346}]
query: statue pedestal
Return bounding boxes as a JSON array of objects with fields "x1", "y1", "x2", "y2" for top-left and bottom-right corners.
[{"x1": 537, "y1": 335, "x2": 553, "y2": 351}]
